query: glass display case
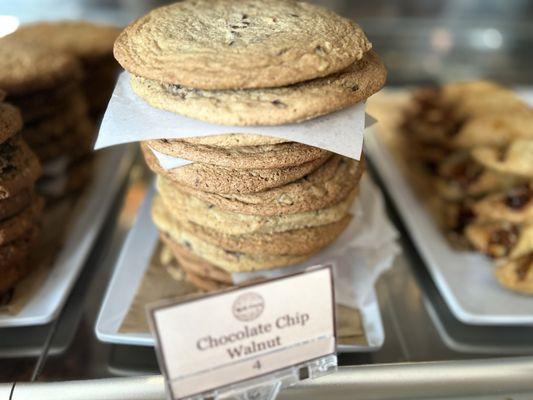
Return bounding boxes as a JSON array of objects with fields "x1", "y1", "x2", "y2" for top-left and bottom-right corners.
[{"x1": 1, "y1": 1, "x2": 532, "y2": 398}]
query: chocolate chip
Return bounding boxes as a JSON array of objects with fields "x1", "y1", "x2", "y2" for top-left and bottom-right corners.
[
  {"x1": 505, "y1": 185, "x2": 531, "y2": 210},
  {"x1": 1, "y1": 164, "x2": 16, "y2": 175},
  {"x1": 442, "y1": 156, "x2": 482, "y2": 189},
  {"x1": 497, "y1": 146, "x2": 508, "y2": 162},
  {"x1": 224, "y1": 249, "x2": 242, "y2": 258},
  {"x1": 271, "y1": 99, "x2": 287, "y2": 108},
  {"x1": 183, "y1": 240, "x2": 192, "y2": 250},
  {"x1": 207, "y1": 204, "x2": 214, "y2": 209},
  {"x1": 0, "y1": 288, "x2": 14, "y2": 307},
  {"x1": 242, "y1": 13, "x2": 248, "y2": 19},
  {"x1": 0, "y1": 140, "x2": 16, "y2": 162},
  {"x1": 289, "y1": 13, "x2": 299, "y2": 17},
  {"x1": 277, "y1": 48, "x2": 288, "y2": 56},
  {"x1": 315, "y1": 45, "x2": 326, "y2": 55},
  {"x1": 454, "y1": 205, "x2": 475, "y2": 234},
  {"x1": 228, "y1": 40, "x2": 235, "y2": 46},
  {"x1": 488, "y1": 225, "x2": 519, "y2": 257}
]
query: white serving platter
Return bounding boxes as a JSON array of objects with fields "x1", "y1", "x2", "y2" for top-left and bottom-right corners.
[
  {"x1": 0, "y1": 145, "x2": 135, "y2": 327},
  {"x1": 365, "y1": 127, "x2": 533, "y2": 326},
  {"x1": 95, "y1": 188, "x2": 385, "y2": 352}
]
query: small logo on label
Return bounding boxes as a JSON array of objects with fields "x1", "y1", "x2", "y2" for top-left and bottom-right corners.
[{"x1": 232, "y1": 292, "x2": 265, "y2": 322}]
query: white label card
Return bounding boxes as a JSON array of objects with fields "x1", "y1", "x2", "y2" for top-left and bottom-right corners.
[{"x1": 148, "y1": 266, "x2": 336, "y2": 400}]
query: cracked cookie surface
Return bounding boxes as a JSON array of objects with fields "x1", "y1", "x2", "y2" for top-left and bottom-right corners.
[
  {"x1": 157, "y1": 175, "x2": 358, "y2": 235},
  {"x1": 0, "y1": 37, "x2": 81, "y2": 96},
  {"x1": 148, "y1": 139, "x2": 329, "y2": 169},
  {"x1": 142, "y1": 143, "x2": 330, "y2": 194},
  {"x1": 115, "y1": 0, "x2": 372, "y2": 90},
  {"x1": 168, "y1": 155, "x2": 363, "y2": 216}
]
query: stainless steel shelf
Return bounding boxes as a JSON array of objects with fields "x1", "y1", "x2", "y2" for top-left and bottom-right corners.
[
  {"x1": 6, "y1": 357, "x2": 533, "y2": 400},
  {"x1": 1, "y1": 2, "x2": 533, "y2": 395},
  {"x1": 0, "y1": 157, "x2": 531, "y2": 399}
]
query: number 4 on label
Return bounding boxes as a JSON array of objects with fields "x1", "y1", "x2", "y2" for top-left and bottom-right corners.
[{"x1": 252, "y1": 360, "x2": 262, "y2": 370}]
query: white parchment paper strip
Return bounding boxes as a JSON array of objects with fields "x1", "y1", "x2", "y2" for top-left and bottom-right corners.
[
  {"x1": 150, "y1": 147, "x2": 192, "y2": 169},
  {"x1": 95, "y1": 72, "x2": 371, "y2": 160}
]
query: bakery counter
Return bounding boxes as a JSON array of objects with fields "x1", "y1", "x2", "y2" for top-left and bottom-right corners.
[{"x1": 1, "y1": 156, "x2": 532, "y2": 398}]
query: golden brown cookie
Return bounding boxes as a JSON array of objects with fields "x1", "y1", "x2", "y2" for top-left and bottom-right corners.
[
  {"x1": 472, "y1": 183, "x2": 533, "y2": 224},
  {"x1": 403, "y1": 82, "x2": 531, "y2": 149},
  {"x1": 183, "y1": 268, "x2": 230, "y2": 292},
  {"x1": 441, "y1": 81, "x2": 530, "y2": 121},
  {"x1": 8, "y1": 22, "x2": 120, "y2": 118},
  {"x1": 153, "y1": 194, "x2": 351, "y2": 256},
  {"x1": 434, "y1": 151, "x2": 525, "y2": 201},
  {"x1": 142, "y1": 142, "x2": 330, "y2": 194},
  {"x1": 452, "y1": 110, "x2": 533, "y2": 149},
  {"x1": 131, "y1": 50, "x2": 386, "y2": 125},
  {"x1": 10, "y1": 21, "x2": 120, "y2": 62},
  {"x1": 494, "y1": 253, "x2": 533, "y2": 295},
  {"x1": 114, "y1": 0, "x2": 371, "y2": 90},
  {"x1": 465, "y1": 221, "x2": 533, "y2": 260},
  {"x1": 31, "y1": 118, "x2": 94, "y2": 162},
  {"x1": 170, "y1": 155, "x2": 363, "y2": 216},
  {"x1": 181, "y1": 134, "x2": 288, "y2": 147},
  {"x1": 161, "y1": 234, "x2": 232, "y2": 284},
  {"x1": 9, "y1": 83, "x2": 83, "y2": 124},
  {"x1": 22, "y1": 92, "x2": 88, "y2": 147},
  {"x1": 0, "y1": 37, "x2": 82, "y2": 96},
  {"x1": 157, "y1": 175, "x2": 358, "y2": 235},
  {"x1": 148, "y1": 139, "x2": 329, "y2": 170},
  {"x1": 472, "y1": 140, "x2": 533, "y2": 178},
  {"x1": 152, "y1": 203, "x2": 313, "y2": 273}
]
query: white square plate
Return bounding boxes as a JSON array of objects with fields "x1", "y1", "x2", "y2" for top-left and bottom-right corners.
[
  {"x1": 0, "y1": 146, "x2": 134, "y2": 327},
  {"x1": 365, "y1": 126, "x2": 533, "y2": 326}
]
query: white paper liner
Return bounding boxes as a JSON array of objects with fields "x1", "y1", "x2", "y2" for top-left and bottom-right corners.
[
  {"x1": 150, "y1": 146, "x2": 193, "y2": 169},
  {"x1": 95, "y1": 72, "x2": 374, "y2": 161},
  {"x1": 231, "y1": 175, "x2": 400, "y2": 308}
]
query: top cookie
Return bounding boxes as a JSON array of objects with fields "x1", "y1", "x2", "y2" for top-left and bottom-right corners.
[
  {"x1": 10, "y1": 21, "x2": 121, "y2": 62},
  {"x1": 114, "y1": 0, "x2": 372, "y2": 89},
  {"x1": 0, "y1": 37, "x2": 82, "y2": 96}
]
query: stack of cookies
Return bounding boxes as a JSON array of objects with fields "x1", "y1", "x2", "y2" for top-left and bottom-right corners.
[
  {"x1": 114, "y1": 0, "x2": 386, "y2": 291},
  {"x1": 0, "y1": 35, "x2": 95, "y2": 201},
  {"x1": 401, "y1": 81, "x2": 533, "y2": 294},
  {"x1": 0, "y1": 91, "x2": 43, "y2": 296},
  {"x1": 9, "y1": 21, "x2": 121, "y2": 121}
]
